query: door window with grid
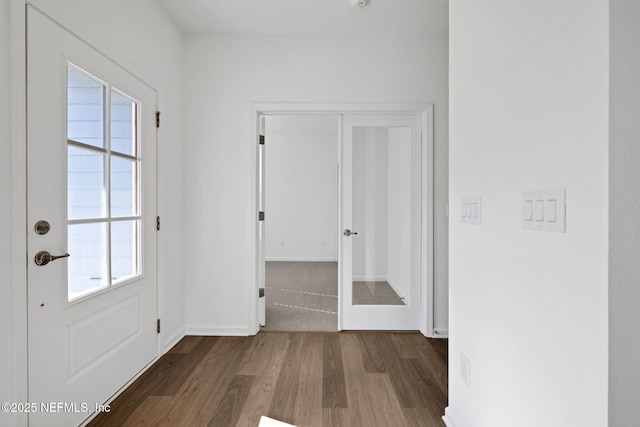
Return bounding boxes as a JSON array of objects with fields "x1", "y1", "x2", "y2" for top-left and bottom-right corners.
[{"x1": 67, "y1": 65, "x2": 142, "y2": 300}]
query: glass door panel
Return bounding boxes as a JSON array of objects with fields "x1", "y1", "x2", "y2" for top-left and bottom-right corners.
[
  {"x1": 67, "y1": 222, "x2": 108, "y2": 300},
  {"x1": 66, "y1": 66, "x2": 142, "y2": 301},
  {"x1": 111, "y1": 220, "x2": 140, "y2": 284},
  {"x1": 110, "y1": 156, "x2": 138, "y2": 217},
  {"x1": 67, "y1": 145, "x2": 106, "y2": 220},
  {"x1": 110, "y1": 90, "x2": 137, "y2": 157},
  {"x1": 352, "y1": 127, "x2": 411, "y2": 306},
  {"x1": 67, "y1": 67, "x2": 104, "y2": 149}
]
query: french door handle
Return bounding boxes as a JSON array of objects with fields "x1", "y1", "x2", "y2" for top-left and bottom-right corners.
[
  {"x1": 34, "y1": 251, "x2": 70, "y2": 266},
  {"x1": 343, "y1": 229, "x2": 358, "y2": 237}
]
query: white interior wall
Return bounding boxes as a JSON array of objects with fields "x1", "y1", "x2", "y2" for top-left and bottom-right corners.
[
  {"x1": 609, "y1": 0, "x2": 640, "y2": 424},
  {"x1": 1, "y1": 2, "x2": 185, "y2": 420},
  {"x1": 448, "y1": 1, "x2": 608, "y2": 426},
  {"x1": 183, "y1": 34, "x2": 448, "y2": 333},
  {"x1": 264, "y1": 117, "x2": 339, "y2": 262}
]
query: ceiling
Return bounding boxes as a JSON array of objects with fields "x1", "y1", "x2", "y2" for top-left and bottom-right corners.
[{"x1": 155, "y1": 0, "x2": 448, "y2": 36}]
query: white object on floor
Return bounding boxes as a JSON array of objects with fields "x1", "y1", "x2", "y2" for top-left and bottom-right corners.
[{"x1": 258, "y1": 416, "x2": 297, "y2": 427}]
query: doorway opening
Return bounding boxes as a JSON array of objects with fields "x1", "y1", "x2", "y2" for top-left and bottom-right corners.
[
  {"x1": 252, "y1": 104, "x2": 435, "y2": 336},
  {"x1": 260, "y1": 114, "x2": 340, "y2": 331}
]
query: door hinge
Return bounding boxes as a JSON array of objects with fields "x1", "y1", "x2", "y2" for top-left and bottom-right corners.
[
  {"x1": 156, "y1": 216, "x2": 160, "y2": 231},
  {"x1": 259, "y1": 134, "x2": 265, "y2": 145},
  {"x1": 157, "y1": 319, "x2": 161, "y2": 334},
  {"x1": 259, "y1": 211, "x2": 265, "y2": 221},
  {"x1": 156, "y1": 111, "x2": 161, "y2": 128},
  {"x1": 259, "y1": 288, "x2": 265, "y2": 298}
]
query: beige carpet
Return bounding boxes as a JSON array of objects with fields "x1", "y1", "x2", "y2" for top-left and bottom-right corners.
[
  {"x1": 263, "y1": 261, "x2": 406, "y2": 331},
  {"x1": 263, "y1": 261, "x2": 338, "y2": 331}
]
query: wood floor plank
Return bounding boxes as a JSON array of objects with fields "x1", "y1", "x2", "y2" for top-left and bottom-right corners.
[
  {"x1": 367, "y1": 333, "x2": 424, "y2": 408},
  {"x1": 357, "y1": 333, "x2": 386, "y2": 373},
  {"x1": 369, "y1": 333, "x2": 447, "y2": 410},
  {"x1": 365, "y1": 373, "x2": 408, "y2": 426},
  {"x1": 120, "y1": 396, "x2": 174, "y2": 427},
  {"x1": 236, "y1": 333, "x2": 290, "y2": 427},
  {"x1": 208, "y1": 375, "x2": 255, "y2": 427},
  {"x1": 89, "y1": 332, "x2": 448, "y2": 427},
  {"x1": 169, "y1": 335, "x2": 204, "y2": 354},
  {"x1": 399, "y1": 334, "x2": 448, "y2": 396},
  {"x1": 322, "y1": 333, "x2": 348, "y2": 409},
  {"x1": 340, "y1": 333, "x2": 375, "y2": 427},
  {"x1": 406, "y1": 358, "x2": 448, "y2": 415},
  {"x1": 391, "y1": 333, "x2": 425, "y2": 359},
  {"x1": 293, "y1": 333, "x2": 323, "y2": 426},
  {"x1": 429, "y1": 337, "x2": 448, "y2": 366},
  {"x1": 404, "y1": 334, "x2": 448, "y2": 369},
  {"x1": 268, "y1": 333, "x2": 304, "y2": 424},
  {"x1": 323, "y1": 408, "x2": 349, "y2": 427},
  {"x1": 161, "y1": 337, "x2": 248, "y2": 426},
  {"x1": 88, "y1": 351, "x2": 187, "y2": 426},
  {"x1": 151, "y1": 337, "x2": 220, "y2": 397},
  {"x1": 238, "y1": 332, "x2": 281, "y2": 376},
  {"x1": 403, "y1": 408, "x2": 447, "y2": 427},
  {"x1": 235, "y1": 333, "x2": 265, "y2": 375}
]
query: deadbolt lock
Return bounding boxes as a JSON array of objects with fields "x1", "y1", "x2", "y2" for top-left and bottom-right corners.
[{"x1": 34, "y1": 220, "x2": 51, "y2": 235}]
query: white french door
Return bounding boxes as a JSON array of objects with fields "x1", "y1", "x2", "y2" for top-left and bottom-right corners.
[
  {"x1": 340, "y1": 115, "x2": 423, "y2": 330},
  {"x1": 27, "y1": 7, "x2": 158, "y2": 426}
]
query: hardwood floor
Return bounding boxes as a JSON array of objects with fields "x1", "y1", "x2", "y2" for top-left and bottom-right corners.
[{"x1": 89, "y1": 332, "x2": 448, "y2": 427}]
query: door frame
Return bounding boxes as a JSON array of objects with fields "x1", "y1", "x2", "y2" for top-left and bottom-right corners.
[{"x1": 248, "y1": 103, "x2": 435, "y2": 336}]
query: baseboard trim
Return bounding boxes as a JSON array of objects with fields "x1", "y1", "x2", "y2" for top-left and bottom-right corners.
[
  {"x1": 442, "y1": 407, "x2": 457, "y2": 427},
  {"x1": 185, "y1": 325, "x2": 251, "y2": 336},
  {"x1": 433, "y1": 327, "x2": 449, "y2": 338},
  {"x1": 163, "y1": 328, "x2": 186, "y2": 353},
  {"x1": 265, "y1": 257, "x2": 338, "y2": 262}
]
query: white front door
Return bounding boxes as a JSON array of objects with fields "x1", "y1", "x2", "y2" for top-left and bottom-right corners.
[
  {"x1": 27, "y1": 7, "x2": 158, "y2": 426},
  {"x1": 340, "y1": 115, "x2": 423, "y2": 330}
]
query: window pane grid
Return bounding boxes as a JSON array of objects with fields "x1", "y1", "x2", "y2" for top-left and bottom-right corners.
[{"x1": 67, "y1": 65, "x2": 141, "y2": 301}]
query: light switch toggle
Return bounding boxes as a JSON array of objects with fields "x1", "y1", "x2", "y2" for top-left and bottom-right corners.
[
  {"x1": 534, "y1": 200, "x2": 544, "y2": 222},
  {"x1": 545, "y1": 200, "x2": 557, "y2": 222},
  {"x1": 524, "y1": 201, "x2": 533, "y2": 221}
]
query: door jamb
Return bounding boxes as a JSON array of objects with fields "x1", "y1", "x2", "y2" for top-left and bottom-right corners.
[
  {"x1": 9, "y1": 2, "x2": 28, "y2": 426},
  {"x1": 248, "y1": 103, "x2": 435, "y2": 337}
]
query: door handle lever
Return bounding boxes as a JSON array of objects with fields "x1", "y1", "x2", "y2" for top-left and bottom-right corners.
[
  {"x1": 343, "y1": 229, "x2": 358, "y2": 237},
  {"x1": 34, "y1": 251, "x2": 70, "y2": 266}
]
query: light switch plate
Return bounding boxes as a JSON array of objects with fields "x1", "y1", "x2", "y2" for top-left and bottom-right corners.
[
  {"x1": 522, "y1": 189, "x2": 566, "y2": 232},
  {"x1": 461, "y1": 196, "x2": 482, "y2": 225}
]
